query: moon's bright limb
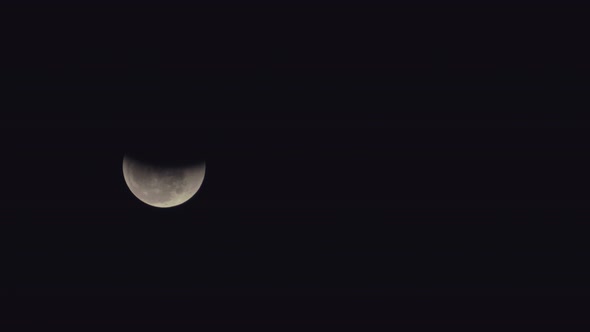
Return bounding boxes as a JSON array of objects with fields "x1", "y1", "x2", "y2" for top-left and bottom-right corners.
[{"x1": 122, "y1": 154, "x2": 205, "y2": 208}]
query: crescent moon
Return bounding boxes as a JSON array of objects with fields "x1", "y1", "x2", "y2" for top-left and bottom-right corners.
[{"x1": 122, "y1": 154, "x2": 206, "y2": 208}]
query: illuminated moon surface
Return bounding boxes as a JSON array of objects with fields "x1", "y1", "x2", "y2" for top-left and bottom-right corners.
[{"x1": 122, "y1": 155, "x2": 206, "y2": 208}]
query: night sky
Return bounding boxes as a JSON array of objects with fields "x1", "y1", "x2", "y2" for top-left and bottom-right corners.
[{"x1": 2, "y1": 0, "x2": 590, "y2": 328}]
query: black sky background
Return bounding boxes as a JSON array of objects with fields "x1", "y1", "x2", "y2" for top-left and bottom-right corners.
[{"x1": 2, "y1": 0, "x2": 590, "y2": 328}]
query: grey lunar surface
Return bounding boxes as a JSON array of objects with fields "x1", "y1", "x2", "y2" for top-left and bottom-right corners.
[{"x1": 122, "y1": 155, "x2": 206, "y2": 208}]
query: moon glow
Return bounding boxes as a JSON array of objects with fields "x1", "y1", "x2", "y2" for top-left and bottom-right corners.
[{"x1": 122, "y1": 154, "x2": 206, "y2": 208}]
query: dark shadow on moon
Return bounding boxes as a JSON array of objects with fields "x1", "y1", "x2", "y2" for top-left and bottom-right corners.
[
  {"x1": 122, "y1": 128, "x2": 209, "y2": 168},
  {"x1": 125, "y1": 148, "x2": 207, "y2": 169}
]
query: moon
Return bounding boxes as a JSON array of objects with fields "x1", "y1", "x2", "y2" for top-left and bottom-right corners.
[{"x1": 122, "y1": 154, "x2": 206, "y2": 208}]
